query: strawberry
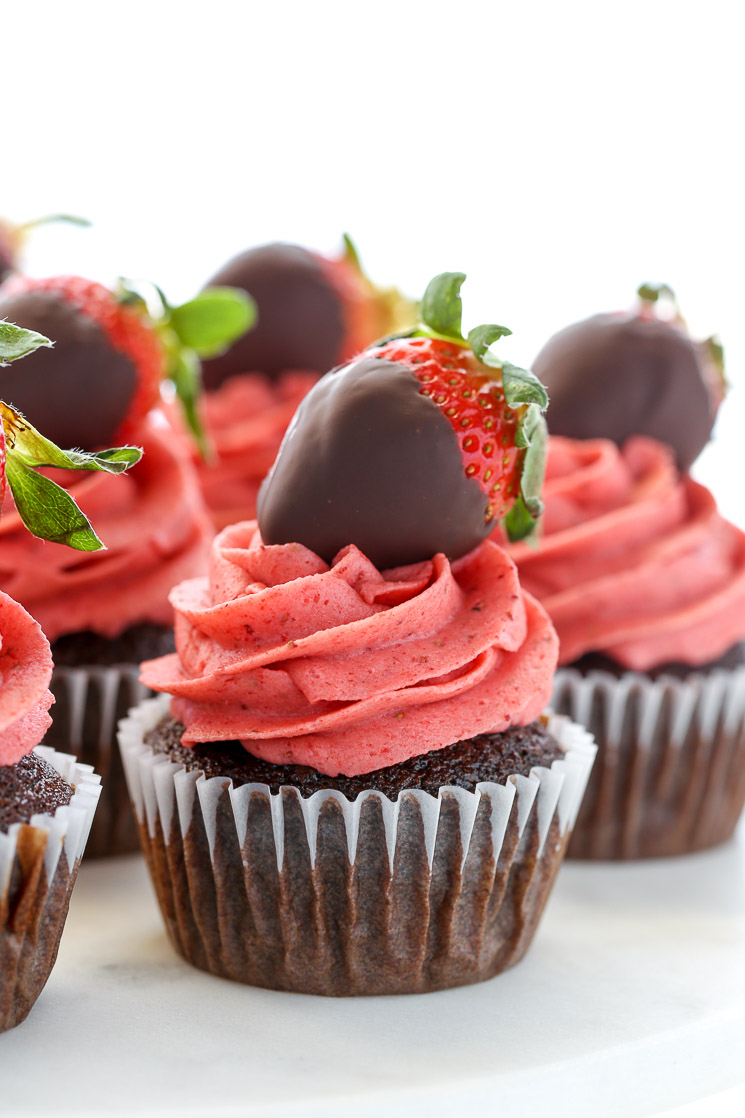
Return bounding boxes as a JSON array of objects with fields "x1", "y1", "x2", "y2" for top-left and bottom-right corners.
[
  {"x1": 368, "y1": 335, "x2": 524, "y2": 525},
  {"x1": 0, "y1": 275, "x2": 252, "y2": 454},
  {"x1": 532, "y1": 282, "x2": 725, "y2": 472},
  {"x1": 0, "y1": 275, "x2": 164, "y2": 448},
  {"x1": 199, "y1": 236, "x2": 415, "y2": 389},
  {"x1": 258, "y1": 272, "x2": 548, "y2": 568},
  {"x1": 0, "y1": 319, "x2": 142, "y2": 549}
]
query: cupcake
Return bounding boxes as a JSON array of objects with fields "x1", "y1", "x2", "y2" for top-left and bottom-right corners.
[
  {"x1": 0, "y1": 276, "x2": 220, "y2": 856},
  {"x1": 119, "y1": 273, "x2": 596, "y2": 996},
  {"x1": 185, "y1": 238, "x2": 415, "y2": 529},
  {"x1": 0, "y1": 320, "x2": 142, "y2": 1030},
  {"x1": 509, "y1": 289, "x2": 744, "y2": 859}
]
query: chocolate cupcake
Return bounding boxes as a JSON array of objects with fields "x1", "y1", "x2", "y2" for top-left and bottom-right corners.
[
  {"x1": 0, "y1": 277, "x2": 215, "y2": 857},
  {"x1": 0, "y1": 590, "x2": 101, "y2": 1032},
  {"x1": 119, "y1": 273, "x2": 596, "y2": 995},
  {"x1": 184, "y1": 238, "x2": 415, "y2": 529},
  {"x1": 510, "y1": 435, "x2": 745, "y2": 859}
]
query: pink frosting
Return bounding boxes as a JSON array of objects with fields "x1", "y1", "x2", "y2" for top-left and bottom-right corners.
[
  {"x1": 141, "y1": 523, "x2": 558, "y2": 776},
  {"x1": 183, "y1": 370, "x2": 319, "y2": 530},
  {"x1": 509, "y1": 436, "x2": 745, "y2": 669},
  {"x1": 0, "y1": 422, "x2": 214, "y2": 643},
  {"x1": 0, "y1": 591, "x2": 54, "y2": 765}
]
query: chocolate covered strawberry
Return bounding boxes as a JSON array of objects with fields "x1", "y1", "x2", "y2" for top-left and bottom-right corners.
[
  {"x1": 532, "y1": 283, "x2": 725, "y2": 472},
  {"x1": 0, "y1": 320, "x2": 142, "y2": 549},
  {"x1": 0, "y1": 275, "x2": 253, "y2": 454},
  {"x1": 200, "y1": 236, "x2": 415, "y2": 389},
  {"x1": 258, "y1": 272, "x2": 548, "y2": 567}
]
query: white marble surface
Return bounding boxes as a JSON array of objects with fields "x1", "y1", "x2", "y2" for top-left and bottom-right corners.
[{"x1": 1, "y1": 822, "x2": 744, "y2": 1118}]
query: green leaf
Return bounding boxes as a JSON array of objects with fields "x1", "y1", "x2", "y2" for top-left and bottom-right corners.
[
  {"x1": 18, "y1": 213, "x2": 91, "y2": 232},
  {"x1": 0, "y1": 402, "x2": 143, "y2": 473},
  {"x1": 170, "y1": 348, "x2": 210, "y2": 459},
  {"x1": 514, "y1": 402, "x2": 541, "y2": 449},
  {"x1": 0, "y1": 321, "x2": 53, "y2": 365},
  {"x1": 5, "y1": 456, "x2": 104, "y2": 551},
  {"x1": 467, "y1": 323, "x2": 512, "y2": 362},
  {"x1": 169, "y1": 288, "x2": 256, "y2": 358},
  {"x1": 420, "y1": 273, "x2": 466, "y2": 341},
  {"x1": 504, "y1": 494, "x2": 536, "y2": 543},
  {"x1": 341, "y1": 232, "x2": 362, "y2": 272},
  {"x1": 498, "y1": 361, "x2": 549, "y2": 410},
  {"x1": 504, "y1": 411, "x2": 547, "y2": 542},
  {"x1": 637, "y1": 281, "x2": 676, "y2": 305}
]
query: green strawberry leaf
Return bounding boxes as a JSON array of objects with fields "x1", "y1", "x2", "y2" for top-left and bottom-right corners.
[
  {"x1": 341, "y1": 232, "x2": 362, "y2": 272},
  {"x1": 169, "y1": 288, "x2": 256, "y2": 358},
  {"x1": 420, "y1": 273, "x2": 466, "y2": 341},
  {"x1": 170, "y1": 348, "x2": 210, "y2": 459},
  {"x1": 467, "y1": 323, "x2": 512, "y2": 362},
  {"x1": 504, "y1": 494, "x2": 536, "y2": 543},
  {"x1": 5, "y1": 455, "x2": 104, "y2": 551},
  {"x1": 505, "y1": 410, "x2": 547, "y2": 542},
  {"x1": 497, "y1": 360, "x2": 549, "y2": 410},
  {"x1": 0, "y1": 402, "x2": 142, "y2": 474},
  {"x1": 0, "y1": 321, "x2": 53, "y2": 365},
  {"x1": 17, "y1": 214, "x2": 91, "y2": 233},
  {"x1": 637, "y1": 281, "x2": 676, "y2": 305}
]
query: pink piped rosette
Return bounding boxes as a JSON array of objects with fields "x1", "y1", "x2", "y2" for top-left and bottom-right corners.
[
  {"x1": 119, "y1": 524, "x2": 595, "y2": 995},
  {"x1": 171, "y1": 370, "x2": 319, "y2": 531},
  {"x1": 510, "y1": 436, "x2": 745, "y2": 859},
  {"x1": 0, "y1": 421, "x2": 213, "y2": 858},
  {"x1": 0, "y1": 591, "x2": 101, "y2": 1031}
]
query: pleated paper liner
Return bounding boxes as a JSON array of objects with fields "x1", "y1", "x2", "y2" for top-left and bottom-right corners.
[
  {"x1": 43, "y1": 665, "x2": 148, "y2": 858},
  {"x1": 119, "y1": 696, "x2": 595, "y2": 996},
  {"x1": 0, "y1": 748, "x2": 101, "y2": 1031},
  {"x1": 552, "y1": 667, "x2": 745, "y2": 860}
]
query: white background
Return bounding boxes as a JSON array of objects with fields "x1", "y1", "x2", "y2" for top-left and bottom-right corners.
[
  {"x1": 4, "y1": 4, "x2": 745, "y2": 1113},
  {"x1": 5, "y1": 0, "x2": 743, "y2": 518}
]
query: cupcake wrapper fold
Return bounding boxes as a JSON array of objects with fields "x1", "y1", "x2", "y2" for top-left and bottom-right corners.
[
  {"x1": 44, "y1": 665, "x2": 148, "y2": 858},
  {"x1": 0, "y1": 748, "x2": 101, "y2": 1031},
  {"x1": 119, "y1": 696, "x2": 595, "y2": 996},
  {"x1": 552, "y1": 667, "x2": 745, "y2": 860}
]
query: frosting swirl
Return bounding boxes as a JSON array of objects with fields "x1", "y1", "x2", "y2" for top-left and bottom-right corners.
[
  {"x1": 509, "y1": 436, "x2": 745, "y2": 669},
  {"x1": 141, "y1": 523, "x2": 558, "y2": 776},
  {"x1": 190, "y1": 370, "x2": 318, "y2": 529},
  {"x1": 0, "y1": 421, "x2": 213, "y2": 643},
  {"x1": 0, "y1": 591, "x2": 54, "y2": 765}
]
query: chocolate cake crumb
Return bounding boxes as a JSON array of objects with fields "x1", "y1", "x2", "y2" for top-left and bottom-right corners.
[
  {"x1": 146, "y1": 716, "x2": 563, "y2": 799},
  {"x1": 51, "y1": 623, "x2": 175, "y2": 667},
  {"x1": 0, "y1": 753, "x2": 73, "y2": 833}
]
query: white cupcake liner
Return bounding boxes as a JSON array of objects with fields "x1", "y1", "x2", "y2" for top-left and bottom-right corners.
[
  {"x1": 551, "y1": 666, "x2": 745, "y2": 859},
  {"x1": 119, "y1": 695, "x2": 595, "y2": 996},
  {"x1": 0, "y1": 747, "x2": 101, "y2": 1031},
  {"x1": 45, "y1": 664, "x2": 148, "y2": 857}
]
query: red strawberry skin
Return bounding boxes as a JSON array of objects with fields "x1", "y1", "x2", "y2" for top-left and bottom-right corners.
[
  {"x1": 372, "y1": 336, "x2": 524, "y2": 523},
  {"x1": 0, "y1": 275, "x2": 164, "y2": 444}
]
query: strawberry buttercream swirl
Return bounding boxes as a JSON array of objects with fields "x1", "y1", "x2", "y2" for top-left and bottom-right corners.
[
  {"x1": 141, "y1": 523, "x2": 558, "y2": 776},
  {"x1": 0, "y1": 422, "x2": 213, "y2": 644},
  {"x1": 510, "y1": 436, "x2": 745, "y2": 670},
  {"x1": 192, "y1": 371, "x2": 318, "y2": 530},
  {"x1": 0, "y1": 591, "x2": 54, "y2": 765}
]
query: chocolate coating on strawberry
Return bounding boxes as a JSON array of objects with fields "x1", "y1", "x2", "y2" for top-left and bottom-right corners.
[
  {"x1": 201, "y1": 243, "x2": 346, "y2": 388},
  {"x1": 257, "y1": 355, "x2": 491, "y2": 567},
  {"x1": 0, "y1": 289, "x2": 136, "y2": 449},
  {"x1": 259, "y1": 272, "x2": 550, "y2": 565},
  {"x1": 533, "y1": 308, "x2": 716, "y2": 472}
]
